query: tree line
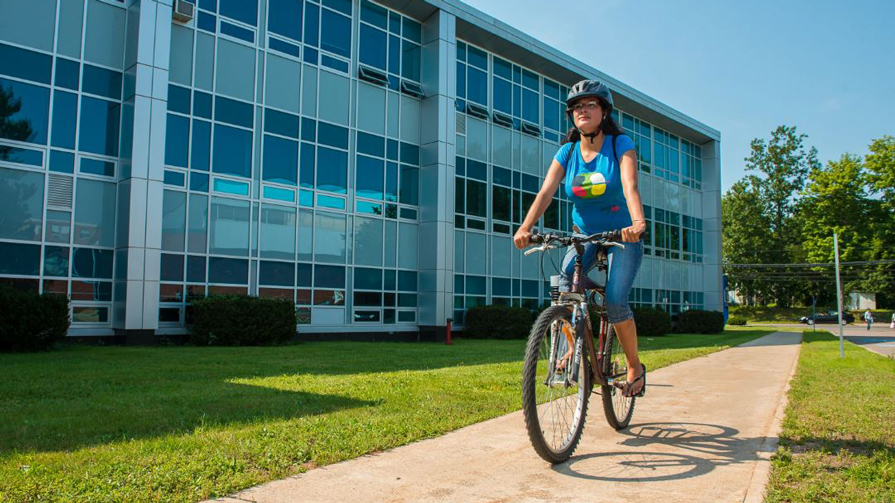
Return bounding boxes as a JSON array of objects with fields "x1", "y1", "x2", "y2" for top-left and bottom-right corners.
[{"x1": 722, "y1": 126, "x2": 894, "y2": 308}]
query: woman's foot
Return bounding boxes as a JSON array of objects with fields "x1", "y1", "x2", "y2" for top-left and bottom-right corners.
[{"x1": 623, "y1": 364, "x2": 646, "y2": 397}]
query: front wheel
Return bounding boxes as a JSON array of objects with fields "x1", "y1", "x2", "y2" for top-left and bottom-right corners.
[
  {"x1": 522, "y1": 304, "x2": 592, "y2": 464},
  {"x1": 601, "y1": 321, "x2": 635, "y2": 429}
]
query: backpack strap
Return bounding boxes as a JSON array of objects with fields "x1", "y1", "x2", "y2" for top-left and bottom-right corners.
[{"x1": 612, "y1": 135, "x2": 619, "y2": 165}]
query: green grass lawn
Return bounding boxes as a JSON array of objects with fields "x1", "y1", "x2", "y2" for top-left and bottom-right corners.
[
  {"x1": 766, "y1": 332, "x2": 895, "y2": 503},
  {"x1": 0, "y1": 329, "x2": 772, "y2": 503}
]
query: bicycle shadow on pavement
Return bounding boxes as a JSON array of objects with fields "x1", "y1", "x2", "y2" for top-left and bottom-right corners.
[{"x1": 552, "y1": 422, "x2": 772, "y2": 483}]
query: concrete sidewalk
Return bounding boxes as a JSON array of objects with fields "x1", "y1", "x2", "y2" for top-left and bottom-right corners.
[{"x1": 206, "y1": 332, "x2": 801, "y2": 503}]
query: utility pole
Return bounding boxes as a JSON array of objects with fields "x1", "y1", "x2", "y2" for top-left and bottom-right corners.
[{"x1": 834, "y1": 233, "x2": 844, "y2": 358}]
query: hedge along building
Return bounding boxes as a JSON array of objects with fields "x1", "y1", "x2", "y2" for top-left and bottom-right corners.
[{"x1": 0, "y1": 0, "x2": 721, "y2": 341}]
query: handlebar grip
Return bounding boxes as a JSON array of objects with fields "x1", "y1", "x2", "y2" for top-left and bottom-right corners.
[
  {"x1": 529, "y1": 233, "x2": 545, "y2": 244},
  {"x1": 606, "y1": 229, "x2": 622, "y2": 241}
]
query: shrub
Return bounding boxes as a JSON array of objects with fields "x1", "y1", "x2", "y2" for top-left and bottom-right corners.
[
  {"x1": 630, "y1": 307, "x2": 672, "y2": 336},
  {"x1": 677, "y1": 309, "x2": 725, "y2": 334},
  {"x1": 189, "y1": 295, "x2": 297, "y2": 346},
  {"x1": 0, "y1": 287, "x2": 70, "y2": 352},
  {"x1": 727, "y1": 315, "x2": 747, "y2": 326},
  {"x1": 464, "y1": 305, "x2": 534, "y2": 339}
]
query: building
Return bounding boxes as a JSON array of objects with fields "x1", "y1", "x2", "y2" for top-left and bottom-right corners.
[{"x1": 0, "y1": 0, "x2": 722, "y2": 341}]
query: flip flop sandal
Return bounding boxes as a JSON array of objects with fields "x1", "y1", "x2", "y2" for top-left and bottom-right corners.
[{"x1": 622, "y1": 364, "x2": 647, "y2": 398}]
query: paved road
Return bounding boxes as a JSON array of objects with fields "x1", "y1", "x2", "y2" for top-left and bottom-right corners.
[
  {"x1": 754, "y1": 323, "x2": 895, "y2": 358},
  {"x1": 206, "y1": 332, "x2": 802, "y2": 503}
]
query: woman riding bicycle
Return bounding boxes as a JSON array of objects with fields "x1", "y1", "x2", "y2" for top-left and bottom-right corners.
[{"x1": 513, "y1": 80, "x2": 647, "y2": 397}]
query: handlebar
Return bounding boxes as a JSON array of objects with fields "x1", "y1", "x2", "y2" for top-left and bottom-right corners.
[{"x1": 524, "y1": 230, "x2": 624, "y2": 255}]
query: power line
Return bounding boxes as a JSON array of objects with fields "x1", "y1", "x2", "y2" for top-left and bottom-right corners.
[{"x1": 726, "y1": 259, "x2": 895, "y2": 268}]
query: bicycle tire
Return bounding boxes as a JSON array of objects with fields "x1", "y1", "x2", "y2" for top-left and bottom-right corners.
[
  {"x1": 600, "y1": 321, "x2": 635, "y2": 429},
  {"x1": 522, "y1": 304, "x2": 592, "y2": 464}
]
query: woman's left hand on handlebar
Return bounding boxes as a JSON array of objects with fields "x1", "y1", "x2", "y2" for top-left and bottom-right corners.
[{"x1": 621, "y1": 221, "x2": 646, "y2": 243}]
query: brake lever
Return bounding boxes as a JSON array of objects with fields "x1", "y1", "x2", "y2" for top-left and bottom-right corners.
[
  {"x1": 524, "y1": 245, "x2": 548, "y2": 256},
  {"x1": 604, "y1": 241, "x2": 626, "y2": 250}
]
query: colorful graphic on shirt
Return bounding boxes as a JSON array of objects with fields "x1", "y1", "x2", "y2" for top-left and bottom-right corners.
[{"x1": 571, "y1": 172, "x2": 607, "y2": 199}]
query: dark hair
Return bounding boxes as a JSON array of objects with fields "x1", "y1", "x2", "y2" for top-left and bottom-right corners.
[{"x1": 563, "y1": 98, "x2": 624, "y2": 144}]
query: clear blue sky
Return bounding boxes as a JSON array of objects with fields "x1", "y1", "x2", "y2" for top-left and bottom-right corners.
[{"x1": 462, "y1": 0, "x2": 895, "y2": 192}]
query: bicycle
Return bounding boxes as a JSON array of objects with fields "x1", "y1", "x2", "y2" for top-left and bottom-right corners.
[{"x1": 520, "y1": 230, "x2": 639, "y2": 464}]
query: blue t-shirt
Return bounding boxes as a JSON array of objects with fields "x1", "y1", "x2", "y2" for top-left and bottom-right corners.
[{"x1": 554, "y1": 135, "x2": 635, "y2": 235}]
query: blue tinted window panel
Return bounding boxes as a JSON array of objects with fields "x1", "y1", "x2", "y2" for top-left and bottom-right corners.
[
  {"x1": 193, "y1": 91, "x2": 213, "y2": 118},
  {"x1": 263, "y1": 185, "x2": 295, "y2": 202},
  {"x1": 78, "y1": 97, "x2": 119, "y2": 156},
  {"x1": 72, "y1": 248, "x2": 114, "y2": 279},
  {"x1": 493, "y1": 166, "x2": 511, "y2": 186},
  {"x1": 320, "y1": 55, "x2": 349, "y2": 73},
  {"x1": 208, "y1": 257, "x2": 249, "y2": 283},
  {"x1": 386, "y1": 139, "x2": 398, "y2": 160},
  {"x1": 317, "y1": 122, "x2": 348, "y2": 149},
  {"x1": 398, "y1": 270, "x2": 416, "y2": 291},
  {"x1": 165, "y1": 114, "x2": 190, "y2": 167},
  {"x1": 466, "y1": 159, "x2": 486, "y2": 181},
  {"x1": 401, "y1": 40, "x2": 420, "y2": 82},
  {"x1": 219, "y1": 0, "x2": 257, "y2": 25},
  {"x1": 304, "y1": 3, "x2": 319, "y2": 47},
  {"x1": 397, "y1": 294, "x2": 416, "y2": 308},
  {"x1": 265, "y1": 109, "x2": 300, "y2": 138},
  {"x1": 361, "y1": 0, "x2": 387, "y2": 29},
  {"x1": 1, "y1": 146, "x2": 43, "y2": 166},
  {"x1": 81, "y1": 158, "x2": 116, "y2": 177},
  {"x1": 0, "y1": 242, "x2": 40, "y2": 275},
  {"x1": 54, "y1": 58, "x2": 80, "y2": 90},
  {"x1": 82, "y1": 65, "x2": 122, "y2": 100},
  {"x1": 385, "y1": 162, "x2": 397, "y2": 202},
  {"x1": 323, "y1": 0, "x2": 352, "y2": 15},
  {"x1": 220, "y1": 21, "x2": 255, "y2": 43},
  {"x1": 357, "y1": 132, "x2": 384, "y2": 157},
  {"x1": 0, "y1": 78, "x2": 49, "y2": 145},
  {"x1": 320, "y1": 9, "x2": 351, "y2": 58},
  {"x1": 262, "y1": 134, "x2": 298, "y2": 185},
  {"x1": 198, "y1": 11, "x2": 216, "y2": 32},
  {"x1": 301, "y1": 118, "x2": 316, "y2": 142},
  {"x1": 268, "y1": 37, "x2": 301, "y2": 58},
  {"x1": 354, "y1": 267, "x2": 382, "y2": 289},
  {"x1": 356, "y1": 155, "x2": 384, "y2": 200},
  {"x1": 43, "y1": 246, "x2": 70, "y2": 277},
  {"x1": 299, "y1": 142, "x2": 315, "y2": 188},
  {"x1": 467, "y1": 67, "x2": 487, "y2": 106},
  {"x1": 298, "y1": 189, "x2": 313, "y2": 206},
  {"x1": 389, "y1": 12, "x2": 401, "y2": 34},
  {"x1": 456, "y1": 62, "x2": 465, "y2": 99},
  {"x1": 190, "y1": 172, "x2": 209, "y2": 191},
  {"x1": 303, "y1": 46, "x2": 318, "y2": 64},
  {"x1": 402, "y1": 18, "x2": 421, "y2": 43},
  {"x1": 399, "y1": 143, "x2": 419, "y2": 165},
  {"x1": 187, "y1": 255, "x2": 207, "y2": 282},
  {"x1": 399, "y1": 165, "x2": 418, "y2": 206},
  {"x1": 214, "y1": 96, "x2": 253, "y2": 128},
  {"x1": 466, "y1": 46, "x2": 487, "y2": 71},
  {"x1": 260, "y1": 260, "x2": 294, "y2": 286},
  {"x1": 268, "y1": 0, "x2": 303, "y2": 41},
  {"x1": 492, "y1": 277, "x2": 510, "y2": 296},
  {"x1": 168, "y1": 85, "x2": 191, "y2": 114},
  {"x1": 493, "y1": 57, "x2": 511, "y2": 80},
  {"x1": 160, "y1": 253, "x2": 184, "y2": 281},
  {"x1": 191, "y1": 119, "x2": 211, "y2": 171},
  {"x1": 522, "y1": 89, "x2": 538, "y2": 124},
  {"x1": 213, "y1": 178, "x2": 249, "y2": 196},
  {"x1": 316, "y1": 147, "x2": 347, "y2": 193},
  {"x1": 314, "y1": 264, "x2": 345, "y2": 288},
  {"x1": 359, "y1": 24, "x2": 387, "y2": 71},
  {"x1": 492, "y1": 77, "x2": 511, "y2": 115},
  {"x1": 544, "y1": 99, "x2": 559, "y2": 131},
  {"x1": 212, "y1": 124, "x2": 253, "y2": 178},
  {"x1": 296, "y1": 262, "x2": 312, "y2": 286},
  {"x1": 51, "y1": 91, "x2": 78, "y2": 149},
  {"x1": 356, "y1": 200, "x2": 381, "y2": 214},
  {"x1": 317, "y1": 194, "x2": 345, "y2": 209},
  {"x1": 388, "y1": 34, "x2": 400, "y2": 75},
  {"x1": 164, "y1": 170, "x2": 186, "y2": 186},
  {"x1": 0, "y1": 44, "x2": 52, "y2": 84},
  {"x1": 49, "y1": 150, "x2": 74, "y2": 173}
]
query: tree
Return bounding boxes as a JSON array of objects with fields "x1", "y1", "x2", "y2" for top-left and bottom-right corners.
[
  {"x1": 863, "y1": 136, "x2": 895, "y2": 307},
  {"x1": 721, "y1": 178, "x2": 773, "y2": 305}
]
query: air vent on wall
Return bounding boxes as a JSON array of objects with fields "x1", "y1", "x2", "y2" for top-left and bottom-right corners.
[
  {"x1": 456, "y1": 113, "x2": 466, "y2": 135},
  {"x1": 173, "y1": 0, "x2": 196, "y2": 23},
  {"x1": 47, "y1": 174, "x2": 74, "y2": 209}
]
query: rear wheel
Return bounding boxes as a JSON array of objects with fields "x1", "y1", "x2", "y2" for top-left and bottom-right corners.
[
  {"x1": 522, "y1": 304, "x2": 592, "y2": 464},
  {"x1": 600, "y1": 322, "x2": 635, "y2": 430}
]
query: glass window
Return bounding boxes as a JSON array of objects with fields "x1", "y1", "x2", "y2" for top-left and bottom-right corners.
[
  {"x1": 82, "y1": 64, "x2": 122, "y2": 100},
  {"x1": 354, "y1": 267, "x2": 381, "y2": 289},
  {"x1": 164, "y1": 170, "x2": 186, "y2": 187},
  {"x1": 188, "y1": 194, "x2": 208, "y2": 253},
  {"x1": 353, "y1": 216, "x2": 382, "y2": 266},
  {"x1": 160, "y1": 253, "x2": 184, "y2": 281},
  {"x1": 191, "y1": 119, "x2": 211, "y2": 171},
  {"x1": 264, "y1": 109, "x2": 300, "y2": 138},
  {"x1": 361, "y1": 0, "x2": 387, "y2": 28},
  {"x1": 74, "y1": 179, "x2": 115, "y2": 247},
  {"x1": 466, "y1": 180, "x2": 486, "y2": 217},
  {"x1": 49, "y1": 91, "x2": 77, "y2": 149},
  {"x1": 314, "y1": 211, "x2": 346, "y2": 263},
  {"x1": 165, "y1": 114, "x2": 190, "y2": 168},
  {"x1": 71, "y1": 248, "x2": 113, "y2": 279},
  {"x1": 260, "y1": 204, "x2": 296, "y2": 260},
  {"x1": 80, "y1": 158, "x2": 115, "y2": 177},
  {"x1": 357, "y1": 132, "x2": 385, "y2": 158},
  {"x1": 493, "y1": 77, "x2": 511, "y2": 115},
  {"x1": 220, "y1": 21, "x2": 255, "y2": 43},
  {"x1": 397, "y1": 222, "x2": 417, "y2": 269},
  {"x1": 212, "y1": 124, "x2": 253, "y2": 178},
  {"x1": 316, "y1": 147, "x2": 347, "y2": 193},
  {"x1": 0, "y1": 168, "x2": 44, "y2": 241},
  {"x1": 314, "y1": 264, "x2": 345, "y2": 288},
  {"x1": 399, "y1": 166, "x2": 418, "y2": 206},
  {"x1": 304, "y1": 2, "x2": 319, "y2": 47},
  {"x1": 54, "y1": 58, "x2": 80, "y2": 91},
  {"x1": 320, "y1": 9, "x2": 351, "y2": 58},
  {"x1": 219, "y1": 0, "x2": 257, "y2": 25},
  {"x1": 78, "y1": 96, "x2": 120, "y2": 156},
  {"x1": 265, "y1": 54, "x2": 301, "y2": 113},
  {"x1": 187, "y1": 255, "x2": 206, "y2": 283},
  {"x1": 356, "y1": 155, "x2": 384, "y2": 200},
  {"x1": 318, "y1": 122, "x2": 349, "y2": 149},
  {"x1": 209, "y1": 197, "x2": 250, "y2": 256},
  {"x1": 43, "y1": 246, "x2": 69, "y2": 277},
  {"x1": 215, "y1": 39, "x2": 256, "y2": 102},
  {"x1": 162, "y1": 190, "x2": 187, "y2": 252},
  {"x1": 169, "y1": 25, "x2": 193, "y2": 86},
  {"x1": 359, "y1": 24, "x2": 387, "y2": 71},
  {"x1": 402, "y1": 18, "x2": 421, "y2": 43},
  {"x1": 323, "y1": 0, "x2": 351, "y2": 15},
  {"x1": 299, "y1": 142, "x2": 314, "y2": 189},
  {"x1": 0, "y1": 43, "x2": 52, "y2": 84},
  {"x1": 260, "y1": 260, "x2": 294, "y2": 286},
  {"x1": 268, "y1": 0, "x2": 302, "y2": 41},
  {"x1": 0, "y1": 242, "x2": 40, "y2": 275},
  {"x1": 48, "y1": 151, "x2": 74, "y2": 174},
  {"x1": 0, "y1": 78, "x2": 49, "y2": 145},
  {"x1": 398, "y1": 270, "x2": 416, "y2": 291},
  {"x1": 522, "y1": 89, "x2": 538, "y2": 124},
  {"x1": 401, "y1": 40, "x2": 420, "y2": 82},
  {"x1": 168, "y1": 85, "x2": 191, "y2": 114},
  {"x1": 215, "y1": 96, "x2": 253, "y2": 128},
  {"x1": 193, "y1": 91, "x2": 212, "y2": 118},
  {"x1": 45, "y1": 210, "x2": 71, "y2": 243},
  {"x1": 388, "y1": 34, "x2": 400, "y2": 75},
  {"x1": 262, "y1": 135, "x2": 298, "y2": 185},
  {"x1": 208, "y1": 257, "x2": 248, "y2": 284},
  {"x1": 467, "y1": 67, "x2": 487, "y2": 106}
]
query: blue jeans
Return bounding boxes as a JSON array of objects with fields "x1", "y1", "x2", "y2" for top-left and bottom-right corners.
[{"x1": 558, "y1": 239, "x2": 643, "y2": 324}]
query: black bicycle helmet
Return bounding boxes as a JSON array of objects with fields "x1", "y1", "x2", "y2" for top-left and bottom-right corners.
[{"x1": 566, "y1": 80, "x2": 614, "y2": 141}]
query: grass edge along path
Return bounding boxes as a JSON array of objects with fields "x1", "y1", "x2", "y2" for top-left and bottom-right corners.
[
  {"x1": 1, "y1": 329, "x2": 770, "y2": 503},
  {"x1": 765, "y1": 331, "x2": 895, "y2": 503}
]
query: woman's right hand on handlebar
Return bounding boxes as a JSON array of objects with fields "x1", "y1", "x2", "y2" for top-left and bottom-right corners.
[{"x1": 513, "y1": 226, "x2": 532, "y2": 249}]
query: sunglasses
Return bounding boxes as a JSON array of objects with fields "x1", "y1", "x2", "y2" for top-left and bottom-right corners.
[{"x1": 567, "y1": 101, "x2": 601, "y2": 114}]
